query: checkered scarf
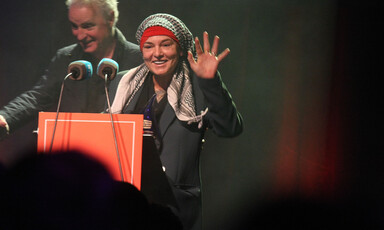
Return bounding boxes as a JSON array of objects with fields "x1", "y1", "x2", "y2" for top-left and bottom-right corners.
[{"x1": 111, "y1": 14, "x2": 208, "y2": 128}]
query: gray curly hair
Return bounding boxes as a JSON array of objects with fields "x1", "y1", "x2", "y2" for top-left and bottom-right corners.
[{"x1": 65, "y1": 0, "x2": 119, "y2": 26}]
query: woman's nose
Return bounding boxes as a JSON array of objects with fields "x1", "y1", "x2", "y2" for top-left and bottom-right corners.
[{"x1": 154, "y1": 46, "x2": 163, "y2": 57}]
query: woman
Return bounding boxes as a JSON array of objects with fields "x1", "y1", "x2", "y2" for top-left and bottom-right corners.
[{"x1": 111, "y1": 13, "x2": 243, "y2": 230}]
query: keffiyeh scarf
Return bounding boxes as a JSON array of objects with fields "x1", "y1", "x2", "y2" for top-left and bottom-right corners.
[
  {"x1": 110, "y1": 63, "x2": 208, "y2": 128},
  {"x1": 136, "y1": 13, "x2": 195, "y2": 54}
]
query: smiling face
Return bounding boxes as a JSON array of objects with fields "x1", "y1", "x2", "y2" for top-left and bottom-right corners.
[
  {"x1": 68, "y1": 4, "x2": 114, "y2": 57},
  {"x1": 142, "y1": 35, "x2": 182, "y2": 79}
]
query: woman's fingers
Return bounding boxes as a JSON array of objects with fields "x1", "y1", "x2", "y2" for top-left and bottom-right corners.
[
  {"x1": 211, "y1": 35, "x2": 220, "y2": 56},
  {"x1": 217, "y1": 48, "x2": 230, "y2": 62},
  {"x1": 203, "y1": 31, "x2": 211, "y2": 53},
  {"x1": 195, "y1": 36, "x2": 203, "y2": 55},
  {"x1": 193, "y1": 32, "x2": 230, "y2": 62}
]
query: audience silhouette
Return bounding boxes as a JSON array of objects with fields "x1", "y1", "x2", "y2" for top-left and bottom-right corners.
[{"x1": 0, "y1": 150, "x2": 182, "y2": 230}]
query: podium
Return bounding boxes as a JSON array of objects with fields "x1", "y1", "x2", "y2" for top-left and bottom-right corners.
[
  {"x1": 37, "y1": 112, "x2": 177, "y2": 208},
  {"x1": 37, "y1": 112, "x2": 143, "y2": 190}
]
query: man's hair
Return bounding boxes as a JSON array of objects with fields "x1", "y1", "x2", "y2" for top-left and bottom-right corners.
[{"x1": 65, "y1": 0, "x2": 119, "y2": 26}]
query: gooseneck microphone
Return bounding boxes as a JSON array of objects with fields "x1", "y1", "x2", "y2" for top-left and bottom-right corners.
[
  {"x1": 97, "y1": 58, "x2": 119, "y2": 81},
  {"x1": 97, "y1": 58, "x2": 124, "y2": 181},
  {"x1": 49, "y1": 60, "x2": 93, "y2": 153},
  {"x1": 67, "y1": 60, "x2": 93, "y2": 80}
]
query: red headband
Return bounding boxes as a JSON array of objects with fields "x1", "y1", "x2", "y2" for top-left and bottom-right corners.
[{"x1": 140, "y1": 26, "x2": 179, "y2": 50}]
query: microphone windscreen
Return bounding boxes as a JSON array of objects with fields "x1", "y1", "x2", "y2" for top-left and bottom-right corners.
[
  {"x1": 97, "y1": 58, "x2": 119, "y2": 81},
  {"x1": 68, "y1": 60, "x2": 93, "y2": 80}
]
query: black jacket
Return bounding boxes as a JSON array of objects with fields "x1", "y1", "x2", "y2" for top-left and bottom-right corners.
[
  {"x1": 114, "y1": 69, "x2": 243, "y2": 230},
  {"x1": 0, "y1": 28, "x2": 142, "y2": 134}
]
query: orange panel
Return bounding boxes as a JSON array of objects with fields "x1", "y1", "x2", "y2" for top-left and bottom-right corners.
[{"x1": 37, "y1": 112, "x2": 143, "y2": 190}]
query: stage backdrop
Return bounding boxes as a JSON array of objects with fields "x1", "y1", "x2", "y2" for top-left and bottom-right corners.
[{"x1": 1, "y1": 0, "x2": 382, "y2": 229}]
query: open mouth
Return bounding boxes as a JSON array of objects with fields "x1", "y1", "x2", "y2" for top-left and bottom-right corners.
[{"x1": 153, "y1": 60, "x2": 167, "y2": 65}]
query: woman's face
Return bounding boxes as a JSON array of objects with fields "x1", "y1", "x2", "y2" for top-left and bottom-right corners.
[{"x1": 142, "y1": 35, "x2": 182, "y2": 79}]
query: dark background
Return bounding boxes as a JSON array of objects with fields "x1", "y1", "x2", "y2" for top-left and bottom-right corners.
[{"x1": 1, "y1": 0, "x2": 382, "y2": 228}]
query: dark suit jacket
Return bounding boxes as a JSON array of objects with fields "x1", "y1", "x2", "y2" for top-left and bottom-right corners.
[
  {"x1": 114, "y1": 69, "x2": 243, "y2": 230},
  {"x1": 0, "y1": 28, "x2": 142, "y2": 133}
]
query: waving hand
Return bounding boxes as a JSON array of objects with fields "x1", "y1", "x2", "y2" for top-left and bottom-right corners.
[{"x1": 187, "y1": 31, "x2": 230, "y2": 79}]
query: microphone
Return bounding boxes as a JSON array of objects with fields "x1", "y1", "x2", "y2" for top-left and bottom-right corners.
[
  {"x1": 97, "y1": 58, "x2": 119, "y2": 81},
  {"x1": 67, "y1": 60, "x2": 93, "y2": 80},
  {"x1": 49, "y1": 61, "x2": 93, "y2": 153}
]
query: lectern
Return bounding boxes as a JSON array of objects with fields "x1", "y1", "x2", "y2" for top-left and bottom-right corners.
[
  {"x1": 37, "y1": 112, "x2": 143, "y2": 190},
  {"x1": 37, "y1": 112, "x2": 177, "y2": 207}
]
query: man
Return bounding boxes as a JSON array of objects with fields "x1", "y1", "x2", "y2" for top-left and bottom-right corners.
[{"x1": 0, "y1": 0, "x2": 142, "y2": 141}]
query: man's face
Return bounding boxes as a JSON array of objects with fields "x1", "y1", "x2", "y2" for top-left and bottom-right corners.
[{"x1": 68, "y1": 5, "x2": 113, "y2": 55}]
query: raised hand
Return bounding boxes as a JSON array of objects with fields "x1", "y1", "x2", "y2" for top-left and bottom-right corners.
[{"x1": 187, "y1": 31, "x2": 230, "y2": 79}]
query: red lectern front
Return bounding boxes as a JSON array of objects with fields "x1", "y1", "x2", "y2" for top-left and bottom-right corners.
[{"x1": 37, "y1": 112, "x2": 143, "y2": 190}]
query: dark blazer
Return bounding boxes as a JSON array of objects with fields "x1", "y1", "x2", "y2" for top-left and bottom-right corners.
[
  {"x1": 0, "y1": 28, "x2": 142, "y2": 133},
  {"x1": 114, "y1": 70, "x2": 243, "y2": 230}
]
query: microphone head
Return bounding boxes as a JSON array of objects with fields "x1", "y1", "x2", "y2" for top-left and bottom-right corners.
[
  {"x1": 97, "y1": 58, "x2": 119, "y2": 81},
  {"x1": 68, "y1": 60, "x2": 93, "y2": 80}
]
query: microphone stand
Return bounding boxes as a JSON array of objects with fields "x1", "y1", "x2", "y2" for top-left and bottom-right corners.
[
  {"x1": 104, "y1": 74, "x2": 124, "y2": 182},
  {"x1": 48, "y1": 73, "x2": 72, "y2": 153}
]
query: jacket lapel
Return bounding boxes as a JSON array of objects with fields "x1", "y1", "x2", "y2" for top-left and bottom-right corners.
[
  {"x1": 158, "y1": 103, "x2": 176, "y2": 137},
  {"x1": 122, "y1": 87, "x2": 142, "y2": 114}
]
